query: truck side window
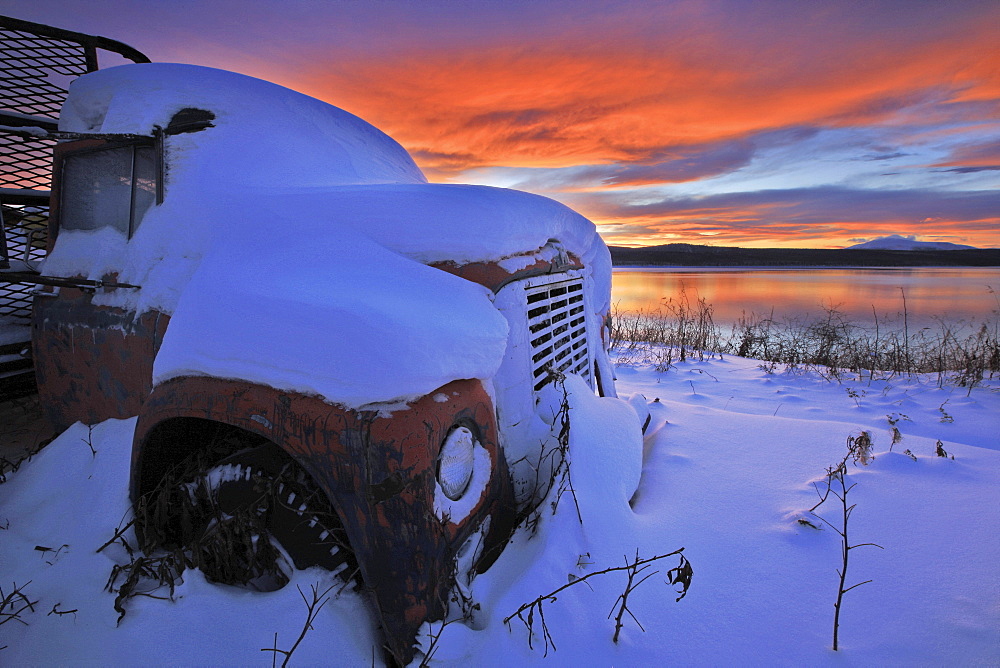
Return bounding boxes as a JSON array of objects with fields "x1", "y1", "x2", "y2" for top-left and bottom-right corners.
[
  {"x1": 60, "y1": 142, "x2": 158, "y2": 238},
  {"x1": 131, "y1": 145, "x2": 157, "y2": 232}
]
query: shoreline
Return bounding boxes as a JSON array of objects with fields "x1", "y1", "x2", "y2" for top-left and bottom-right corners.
[
  {"x1": 612, "y1": 265, "x2": 1000, "y2": 271},
  {"x1": 609, "y1": 246, "x2": 1000, "y2": 268}
]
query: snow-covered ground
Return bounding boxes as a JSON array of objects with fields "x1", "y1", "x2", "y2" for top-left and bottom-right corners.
[{"x1": 2, "y1": 354, "x2": 998, "y2": 665}]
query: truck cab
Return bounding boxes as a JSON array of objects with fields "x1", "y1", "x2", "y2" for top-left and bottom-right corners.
[{"x1": 2, "y1": 18, "x2": 619, "y2": 665}]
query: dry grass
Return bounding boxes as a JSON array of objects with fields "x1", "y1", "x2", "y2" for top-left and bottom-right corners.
[{"x1": 610, "y1": 291, "x2": 1000, "y2": 388}]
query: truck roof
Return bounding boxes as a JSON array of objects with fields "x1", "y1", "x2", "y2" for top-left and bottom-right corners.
[{"x1": 60, "y1": 63, "x2": 427, "y2": 187}]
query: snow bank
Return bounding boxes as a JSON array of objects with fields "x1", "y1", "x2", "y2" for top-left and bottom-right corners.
[
  {"x1": 0, "y1": 420, "x2": 378, "y2": 665},
  {"x1": 40, "y1": 63, "x2": 609, "y2": 406},
  {"x1": 2, "y1": 357, "x2": 998, "y2": 665}
]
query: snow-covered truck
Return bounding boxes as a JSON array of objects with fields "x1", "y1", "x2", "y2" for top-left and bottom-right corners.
[{"x1": 1, "y1": 17, "x2": 621, "y2": 664}]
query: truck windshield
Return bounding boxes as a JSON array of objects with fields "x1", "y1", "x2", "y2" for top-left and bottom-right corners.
[{"x1": 60, "y1": 143, "x2": 157, "y2": 237}]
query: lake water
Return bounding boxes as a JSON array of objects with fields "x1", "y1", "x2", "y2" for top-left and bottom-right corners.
[{"x1": 611, "y1": 267, "x2": 1000, "y2": 330}]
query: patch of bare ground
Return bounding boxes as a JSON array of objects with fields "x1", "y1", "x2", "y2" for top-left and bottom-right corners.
[{"x1": 0, "y1": 395, "x2": 53, "y2": 475}]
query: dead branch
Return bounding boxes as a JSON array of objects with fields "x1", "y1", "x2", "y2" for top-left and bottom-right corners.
[
  {"x1": 47, "y1": 603, "x2": 78, "y2": 619},
  {"x1": 260, "y1": 582, "x2": 336, "y2": 668},
  {"x1": 809, "y1": 437, "x2": 884, "y2": 651},
  {"x1": 504, "y1": 549, "x2": 691, "y2": 656},
  {"x1": 0, "y1": 581, "x2": 38, "y2": 627},
  {"x1": 608, "y1": 549, "x2": 660, "y2": 642},
  {"x1": 81, "y1": 424, "x2": 97, "y2": 457},
  {"x1": 96, "y1": 511, "x2": 136, "y2": 554}
]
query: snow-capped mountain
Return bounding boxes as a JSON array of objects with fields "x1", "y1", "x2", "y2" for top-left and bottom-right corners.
[{"x1": 847, "y1": 235, "x2": 976, "y2": 250}]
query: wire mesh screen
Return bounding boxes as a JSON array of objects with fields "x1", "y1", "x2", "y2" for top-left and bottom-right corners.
[
  {"x1": 1, "y1": 200, "x2": 48, "y2": 323},
  {"x1": 0, "y1": 24, "x2": 91, "y2": 119},
  {"x1": 0, "y1": 278, "x2": 35, "y2": 323},
  {"x1": 0, "y1": 22, "x2": 92, "y2": 191},
  {"x1": 0, "y1": 134, "x2": 56, "y2": 191},
  {"x1": 0, "y1": 19, "x2": 94, "y2": 323},
  {"x1": 0, "y1": 18, "x2": 149, "y2": 391},
  {"x1": 2, "y1": 201, "x2": 48, "y2": 267}
]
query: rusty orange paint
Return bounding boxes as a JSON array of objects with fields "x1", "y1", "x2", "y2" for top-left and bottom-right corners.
[
  {"x1": 32, "y1": 287, "x2": 167, "y2": 431},
  {"x1": 431, "y1": 251, "x2": 583, "y2": 292},
  {"x1": 132, "y1": 374, "x2": 514, "y2": 664}
]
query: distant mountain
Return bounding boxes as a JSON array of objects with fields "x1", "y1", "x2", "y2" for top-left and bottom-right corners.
[{"x1": 847, "y1": 235, "x2": 976, "y2": 251}]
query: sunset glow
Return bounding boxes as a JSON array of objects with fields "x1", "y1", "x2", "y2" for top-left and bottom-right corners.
[{"x1": 12, "y1": 0, "x2": 1000, "y2": 248}]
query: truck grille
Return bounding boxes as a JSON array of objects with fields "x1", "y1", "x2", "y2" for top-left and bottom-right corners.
[{"x1": 526, "y1": 277, "x2": 591, "y2": 391}]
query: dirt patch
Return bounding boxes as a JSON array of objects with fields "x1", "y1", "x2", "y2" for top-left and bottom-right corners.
[{"x1": 0, "y1": 394, "x2": 54, "y2": 473}]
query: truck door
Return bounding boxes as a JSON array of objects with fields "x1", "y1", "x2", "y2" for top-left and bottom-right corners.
[{"x1": 33, "y1": 135, "x2": 166, "y2": 430}]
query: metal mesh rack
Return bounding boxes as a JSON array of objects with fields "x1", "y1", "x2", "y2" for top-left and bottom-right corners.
[
  {"x1": 1, "y1": 15, "x2": 149, "y2": 325},
  {"x1": 0, "y1": 199, "x2": 48, "y2": 317},
  {"x1": 0, "y1": 22, "x2": 92, "y2": 120},
  {"x1": 0, "y1": 16, "x2": 148, "y2": 399},
  {"x1": 0, "y1": 134, "x2": 57, "y2": 192}
]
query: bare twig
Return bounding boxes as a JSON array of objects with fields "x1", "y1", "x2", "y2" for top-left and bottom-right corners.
[
  {"x1": 809, "y1": 438, "x2": 885, "y2": 651},
  {"x1": 511, "y1": 370, "x2": 582, "y2": 535},
  {"x1": 96, "y1": 515, "x2": 136, "y2": 554},
  {"x1": 260, "y1": 583, "x2": 336, "y2": 668},
  {"x1": 47, "y1": 603, "x2": 78, "y2": 619},
  {"x1": 82, "y1": 424, "x2": 97, "y2": 458},
  {"x1": 504, "y1": 549, "x2": 691, "y2": 655},
  {"x1": 608, "y1": 549, "x2": 660, "y2": 642},
  {"x1": 0, "y1": 581, "x2": 38, "y2": 627},
  {"x1": 417, "y1": 617, "x2": 463, "y2": 668}
]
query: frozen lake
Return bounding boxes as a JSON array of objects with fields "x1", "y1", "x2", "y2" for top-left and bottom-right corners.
[{"x1": 611, "y1": 267, "x2": 1000, "y2": 330}]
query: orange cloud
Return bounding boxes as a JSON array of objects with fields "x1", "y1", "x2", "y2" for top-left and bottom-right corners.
[
  {"x1": 576, "y1": 188, "x2": 1000, "y2": 249},
  {"x1": 284, "y1": 13, "x2": 999, "y2": 179},
  {"x1": 145, "y1": 0, "x2": 999, "y2": 249},
  {"x1": 12, "y1": 0, "x2": 999, "y2": 252}
]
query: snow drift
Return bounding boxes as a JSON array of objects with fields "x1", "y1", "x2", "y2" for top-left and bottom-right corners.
[{"x1": 3, "y1": 355, "x2": 997, "y2": 665}]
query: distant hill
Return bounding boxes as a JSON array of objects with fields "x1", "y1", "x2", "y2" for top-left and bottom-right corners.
[
  {"x1": 847, "y1": 235, "x2": 976, "y2": 251},
  {"x1": 609, "y1": 243, "x2": 1000, "y2": 267}
]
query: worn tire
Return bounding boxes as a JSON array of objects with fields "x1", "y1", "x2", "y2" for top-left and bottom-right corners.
[{"x1": 149, "y1": 442, "x2": 355, "y2": 591}]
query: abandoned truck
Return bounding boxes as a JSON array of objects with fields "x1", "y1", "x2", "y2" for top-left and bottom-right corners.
[{"x1": 1, "y1": 20, "x2": 627, "y2": 665}]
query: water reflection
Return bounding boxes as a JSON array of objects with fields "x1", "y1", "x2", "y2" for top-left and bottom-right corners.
[{"x1": 612, "y1": 268, "x2": 1000, "y2": 330}]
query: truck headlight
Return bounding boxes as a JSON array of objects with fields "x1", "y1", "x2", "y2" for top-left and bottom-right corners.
[{"x1": 437, "y1": 425, "x2": 476, "y2": 501}]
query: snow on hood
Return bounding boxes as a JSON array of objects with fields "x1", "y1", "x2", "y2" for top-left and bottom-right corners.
[
  {"x1": 254, "y1": 183, "x2": 613, "y2": 313},
  {"x1": 42, "y1": 64, "x2": 610, "y2": 407},
  {"x1": 152, "y1": 214, "x2": 510, "y2": 408}
]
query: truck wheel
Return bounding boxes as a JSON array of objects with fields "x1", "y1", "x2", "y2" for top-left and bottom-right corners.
[{"x1": 147, "y1": 442, "x2": 356, "y2": 591}]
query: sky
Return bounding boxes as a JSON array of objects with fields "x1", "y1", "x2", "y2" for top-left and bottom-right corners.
[{"x1": 5, "y1": 0, "x2": 999, "y2": 249}]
